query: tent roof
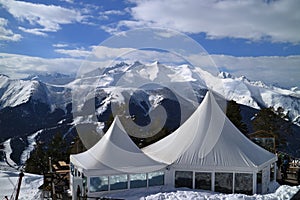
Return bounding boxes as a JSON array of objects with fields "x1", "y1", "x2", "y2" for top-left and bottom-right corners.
[
  {"x1": 143, "y1": 91, "x2": 277, "y2": 172},
  {"x1": 70, "y1": 116, "x2": 166, "y2": 176}
]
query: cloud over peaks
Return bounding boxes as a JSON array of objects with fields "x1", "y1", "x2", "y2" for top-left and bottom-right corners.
[
  {"x1": 0, "y1": 0, "x2": 87, "y2": 36},
  {"x1": 0, "y1": 17, "x2": 22, "y2": 41},
  {"x1": 127, "y1": 0, "x2": 300, "y2": 43}
]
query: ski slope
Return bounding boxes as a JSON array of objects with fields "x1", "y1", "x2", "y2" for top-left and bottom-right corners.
[{"x1": 0, "y1": 169, "x2": 43, "y2": 199}]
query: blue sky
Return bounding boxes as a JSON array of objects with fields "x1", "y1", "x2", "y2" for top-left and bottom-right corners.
[{"x1": 0, "y1": 0, "x2": 300, "y2": 88}]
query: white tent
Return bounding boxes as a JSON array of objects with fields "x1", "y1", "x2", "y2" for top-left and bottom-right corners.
[
  {"x1": 143, "y1": 91, "x2": 277, "y2": 194},
  {"x1": 70, "y1": 116, "x2": 167, "y2": 198},
  {"x1": 70, "y1": 91, "x2": 277, "y2": 197}
]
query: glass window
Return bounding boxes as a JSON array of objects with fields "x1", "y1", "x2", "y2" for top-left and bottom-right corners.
[
  {"x1": 257, "y1": 171, "x2": 262, "y2": 194},
  {"x1": 70, "y1": 163, "x2": 74, "y2": 176},
  {"x1": 89, "y1": 176, "x2": 108, "y2": 192},
  {"x1": 270, "y1": 163, "x2": 275, "y2": 181},
  {"x1": 215, "y1": 172, "x2": 233, "y2": 194},
  {"x1": 110, "y1": 175, "x2": 128, "y2": 190},
  {"x1": 130, "y1": 173, "x2": 147, "y2": 188},
  {"x1": 148, "y1": 171, "x2": 164, "y2": 186},
  {"x1": 195, "y1": 172, "x2": 211, "y2": 190},
  {"x1": 83, "y1": 175, "x2": 87, "y2": 187},
  {"x1": 234, "y1": 173, "x2": 253, "y2": 195},
  {"x1": 175, "y1": 171, "x2": 193, "y2": 189}
]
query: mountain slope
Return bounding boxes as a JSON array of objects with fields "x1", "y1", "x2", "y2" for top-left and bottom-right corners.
[
  {"x1": 0, "y1": 61, "x2": 300, "y2": 165},
  {"x1": 215, "y1": 72, "x2": 300, "y2": 125}
]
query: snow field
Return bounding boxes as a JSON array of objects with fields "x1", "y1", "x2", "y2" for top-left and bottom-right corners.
[{"x1": 0, "y1": 170, "x2": 299, "y2": 200}]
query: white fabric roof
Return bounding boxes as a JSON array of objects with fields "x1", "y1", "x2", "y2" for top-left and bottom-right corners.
[
  {"x1": 143, "y1": 91, "x2": 277, "y2": 172},
  {"x1": 70, "y1": 116, "x2": 166, "y2": 176}
]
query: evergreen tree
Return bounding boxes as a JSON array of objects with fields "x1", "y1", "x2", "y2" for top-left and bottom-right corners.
[
  {"x1": 226, "y1": 100, "x2": 248, "y2": 134},
  {"x1": 69, "y1": 135, "x2": 86, "y2": 154},
  {"x1": 25, "y1": 132, "x2": 71, "y2": 174},
  {"x1": 252, "y1": 107, "x2": 291, "y2": 148},
  {"x1": 25, "y1": 142, "x2": 48, "y2": 174},
  {"x1": 47, "y1": 132, "x2": 69, "y2": 164}
]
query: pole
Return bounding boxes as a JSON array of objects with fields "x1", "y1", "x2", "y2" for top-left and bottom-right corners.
[
  {"x1": 15, "y1": 171, "x2": 24, "y2": 200},
  {"x1": 49, "y1": 157, "x2": 56, "y2": 200}
]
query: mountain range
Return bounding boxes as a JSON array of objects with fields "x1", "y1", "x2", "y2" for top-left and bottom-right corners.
[{"x1": 0, "y1": 61, "x2": 300, "y2": 166}]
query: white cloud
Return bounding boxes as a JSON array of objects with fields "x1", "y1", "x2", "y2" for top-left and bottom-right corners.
[
  {"x1": 0, "y1": 0, "x2": 87, "y2": 36},
  {"x1": 99, "y1": 9, "x2": 126, "y2": 21},
  {"x1": 210, "y1": 54, "x2": 300, "y2": 88},
  {"x1": 53, "y1": 43, "x2": 69, "y2": 48},
  {"x1": 102, "y1": 10, "x2": 126, "y2": 16},
  {"x1": 0, "y1": 53, "x2": 82, "y2": 78},
  {"x1": 18, "y1": 26, "x2": 47, "y2": 36},
  {"x1": 124, "y1": 0, "x2": 300, "y2": 43},
  {"x1": 54, "y1": 48, "x2": 91, "y2": 58},
  {"x1": 0, "y1": 17, "x2": 22, "y2": 41},
  {"x1": 1, "y1": 50, "x2": 299, "y2": 89},
  {"x1": 91, "y1": 46, "x2": 136, "y2": 60},
  {"x1": 60, "y1": 0, "x2": 74, "y2": 3}
]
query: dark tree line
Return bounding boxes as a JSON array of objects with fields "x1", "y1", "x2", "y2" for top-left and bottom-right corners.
[
  {"x1": 226, "y1": 99, "x2": 292, "y2": 149},
  {"x1": 226, "y1": 100, "x2": 248, "y2": 134},
  {"x1": 251, "y1": 106, "x2": 291, "y2": 148},
  {"x1": 25, "y1": 99, "x2": 292, "y2": 174},
  {"x1": 25, "y1": 133, "x2": 86, "y2": 174}
]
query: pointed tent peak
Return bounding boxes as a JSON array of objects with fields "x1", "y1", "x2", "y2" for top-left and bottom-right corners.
[
  {"x1": 142, "y1": 90, "x2": 218, "y2": 164},
  {"x1": 205, "y1": 90, "x2": 227, "y2": 113},
  {"x1": 104, "y1": 115, "x2": 129, "y2": 139},
  {"x1": 109, "y1": 115, "x2": 126, "y2": 133},
  {"x1": 204, "y1": 90, "x2": 222, "y2": 102},
  {"x1": 103, "y1": 115, "x2": 142, "y2": 153},
  {"x1": 143, "y1": 88, "x2": 276, "y2": 171},
  {"x1": 71, "y1": 114, "x2": 167, "y2": 174}
]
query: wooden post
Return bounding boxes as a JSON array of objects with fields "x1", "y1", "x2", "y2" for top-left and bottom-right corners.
[{"x1": 15, "y1": 171, "x2": 24, "y2": 200}]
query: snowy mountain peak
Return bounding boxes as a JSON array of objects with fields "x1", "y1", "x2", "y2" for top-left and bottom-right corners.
[
  {"x1": 0, "y1": 74, "x2": 10, "y2": 88},
  {"x1": 1, "y1": 61, "x2": 300, "y2": 126},
  {"x1": 0, "y1": 74, "x2": 71, "y2": 109},
  {"x1": 24, "y1": 72, "x2": 75, "y2": 85},
  {"x1": 0, "y1": 74, "x2": 9, "y2": 78},
  {"x1": 291, "y1": 86, "x2": 299, "y2": 92},
  {"x1": 218, "y1": 71, "x2": 235, "y2": 79},
  {"x1": 98, "y1": 61, "x2": 300, "y2": 125},
  {"x1": 0, "y1": 78, "x2": 38, "y2": 108}
]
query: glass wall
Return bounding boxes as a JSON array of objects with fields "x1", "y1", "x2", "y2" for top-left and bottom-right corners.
[
  {"x1": 175, "y1": 171, "x2": 193, "y2": 189},
  {"x1": 195, "y1": 172, "x2": 211, "y2": 190},
  {"x1": 130, "y1": 173, "x2": 147, "y2": 188},
  {"x1": 89, "y1": 171, "x2": 165, "y2": 193},
  {"x1": 234, "y1": 173, "x2": 253, "y2": 195},
  {"x1": 257, "y1": 171, "x2": 262, "y2": 194},
  {"x1": 89, "y1": 176, "x2": 108, "y2": 192},
  {"x1": 270, "y1": 163, "x2": 275, "y2": 182},
  {"x1": 70, "y1": 163, "x2": 74, "y2": 176},
  {"x1": 215, "y1": 172, "x2": 233, "y2": 194},
  {"x1": 148, "y1": 171, "x2": 164, "y2": 187},
  {"x1": 110, "y1": 174, "x2": 128, "y2": 190}
]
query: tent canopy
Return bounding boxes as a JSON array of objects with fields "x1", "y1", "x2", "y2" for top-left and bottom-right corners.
[
  {"x1": 70, "y1": 116, "x2": 167, "y2": 176},
  {"x1": 143, "y1": 91, "x2": 277, "y2": 172}
]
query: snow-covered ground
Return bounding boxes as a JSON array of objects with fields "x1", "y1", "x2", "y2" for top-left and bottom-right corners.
[
  {"x1": 108, "y1": 184, "x2": 300, "y2": 200},
  {"x1": 0, "y1": 168, "x2": 43, "y2": 199},
  {"x1": 0, "y1": 168, "x2": 299, "y2": 200}
]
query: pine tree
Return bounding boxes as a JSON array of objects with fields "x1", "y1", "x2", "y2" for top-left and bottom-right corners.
[
  {"x1": 47, "y1": 132, "x2": 69, "y2": 164},
  {"x1": 25, "y1": 142, "x2": 48, "y2": 174},
  {"x1": 69, "y1": 135, "x2": 86, "y2": 154},
  {"x1": 226, "y1": 100, "x2": 248, "y2": 134},
  {"x1": 25, "y1": 132, "x2": 71, "y2": 174},
  {"x1": 252, "y1": 107, "x2": 291, "y2": 148}
]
